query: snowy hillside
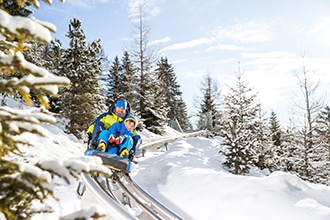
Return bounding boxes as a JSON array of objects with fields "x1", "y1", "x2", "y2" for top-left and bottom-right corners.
[{"x1": 18, "y1": 120, "x2": 330, "y2": 220}]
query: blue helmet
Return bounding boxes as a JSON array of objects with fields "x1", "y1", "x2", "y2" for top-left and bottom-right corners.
[
  {"x1": 124, "y1": 115, "x2": 138, "y2": 128},
  {"x1": 115, "y1": 99, "x2": 127, "y2": 110}
]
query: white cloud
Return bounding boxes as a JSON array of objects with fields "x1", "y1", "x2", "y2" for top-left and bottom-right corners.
[
  {"x1": 207, "y1": 44, "x2": 249, "y2": 51},
  {"x1": 163, "y1": 37, "x2": 214, "y2": 51},
  {"x1": 65, "y1": 0, "x2": 111, "y2": 7},
  {"x1": 242, "y1": 51, "x2": 300, "y2": 79},
  {"x1": 65, "y1": 0, "x2": 90, "y2": 8},
  {"x1": 179, "y1": 0, "x2": 221, "y2": 14},
  {"x1": 216, "y1": 58, "x2": 237, "y2": 65},
  {"x1": 212, "y1": 20, "x2": 271, "y2": 43},
  {"x1": 309, "y1": 17, "x2": 330, "y2": 34},
  {"x1": 150, "y1": 37, "x2": 171, "y2": 46},
  {"x1": 127, "y1": 0, "x2": 161, "y2": 18},
  {"x1": 306, "y1": 17, "x2": 330, "y2": 48},
  {"x1": 183, "y1": 69, "x2": 207, "y2": 80},
  {"x1": 171, "y1": 58, "x2": 188, "y2": 64},
  {"x1": 243, "y1": 51, "x2": 296, "y2": 59}
]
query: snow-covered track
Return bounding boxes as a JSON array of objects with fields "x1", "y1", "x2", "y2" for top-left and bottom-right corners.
[
  {"x1": 81, "y1": 170, "x2": 183, "y2": 219},
  {"x1": 79, "y1": 132, "x2": 205, "y2": 219},
  {"x1": 81, "y1": 172, "x2": 137, "y2": 219},
  {"x1": 117, "y1": 173, "x2": 183, "y2": 219}
]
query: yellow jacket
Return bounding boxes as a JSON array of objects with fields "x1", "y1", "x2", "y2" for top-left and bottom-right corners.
[
  {"x1": 87, "y1": 111, "x2": 138, "y2": 136},
  {"x1": 87, "y1": 112, "x2": 123, "y2": 134}
]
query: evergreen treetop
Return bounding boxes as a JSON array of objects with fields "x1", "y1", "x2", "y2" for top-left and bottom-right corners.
[
  {"x1": 58, "y1": 18, "x2": 105, "y2": 138},
  {"x1": 220, "y1": 72, "x2": 260, "y2": 175}
]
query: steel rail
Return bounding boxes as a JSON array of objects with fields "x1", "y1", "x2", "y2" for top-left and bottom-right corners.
[
  {"x1": 83, "y1": 170, "x2": 185, "y2": 219},
  {"x1": 81, "y1": 173, "x2": 137, "y2": 219},
  {"x1": 81, "y1": 131, "x2": 205, "y2": 219},
  {"x1": 119, "y1": 174, "x2": 183, "y2": 220},
  {"x1": 92, "y1": 172, "x2": 167, "y2": 219}
]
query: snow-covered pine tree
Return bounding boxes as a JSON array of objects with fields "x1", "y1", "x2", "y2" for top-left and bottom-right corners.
[
  {"x1": 294, "y1": 122, "x2": 329, "y2": 184},
  {"x1": 0, "y1": 0, "x2": 33, "y2": 16},
  {"x1": 24, "y1": 39, "x2": 64, "y2": 109},
  {"x1": 103, "y1": 51, "x2": 139, "y2": 111},
  {"x1": 277, "y1": 126, "x2": 301, "y2": 172},
  {"x1": 0, "y1": 0, "x2": 34, "y2": 105},
  {"x1": 45, "y1": 39, "x2": 65, "y2": 113},
  {"x1": 142, "y1": 69, "x2": 168, "y2": 134},
  {"x1": 176, "y1": 97, "x2": 191, "y2": 131},
  {"x1": 254, "y1": 105, "x2": 273, "y2": 170},
  {"x1": 219, "y1": 72, "x2": 260, "y2": 175},
  {"x1": 196, "y1": 73, "x2": 221, "y2": 134},
  {"x1": 273, "y1": 110, "x2": 301, "y2": 174},
  {"x1": 155, "y1": 57, "x2": 190, "y2": 131},
  {"x1": 0, "y1": 1, "x2": 73, "y2": 218},
  {"x1": 267, "y1": 110, "x2": 284, "y2": 171},
  {"x1": 128, "y1": 0, "x2": 166, "y2": 133},
  {"x1": 291, "y1": 64, "x2": 325, "y2": 184},
  {"x1": 269, "y1": 110, "x2": 282, "y2": 147},
  {"x1": 315, "y1": 106, "x2": 330, "y2": 184},
  {"x1": 58, "y1": 18, "x2": 106, "y2": 138},
  {"x1": 104, "y1": 55, "x2": 123, "y2": 104},
  {"x1": 121, "y1": 51, "x2": 139, "y2": 111}
]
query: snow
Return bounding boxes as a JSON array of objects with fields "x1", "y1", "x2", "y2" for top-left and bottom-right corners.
[
  {"x1": 0, "y1": 10, "x2": 53, "y2": 42},
  {"x1": 10, "y1": 114, "x2": 330, "y2": 220},
  {"x1": 2, "y1": 3, "x2": 330, "y2": 219}
]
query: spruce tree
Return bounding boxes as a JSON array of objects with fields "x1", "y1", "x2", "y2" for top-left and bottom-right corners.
[
  {"x1": 315, "y1": 106, "x2": 330, "y2": 184},
  {"x1": 219, "y1": 72, "x2": 260, "y2": 175},
  {"x1": 58, "y1": 18, "x2": 105, "y2": 138},
  {"x1": 104, "y1": 56, "x2": 123, "y2": 105},
  {"x1": 269, "y1": 110, "x2": 282, "y2": 147},
  {"x1": 0, "y1": 0, "x2": 33, "y2": 105},
  {"x1": 317, "y1": 106, "x2": 330, "y2": 152},
  {"x1": 278, "y1": 126, "x2": 301, "y2": 172},
  {"x1": 0, "y1": 0, "x2": 33, "y2": 16},
  {"x1": 0, "y1": 1, "x2": 72, "y2": 218},
  {"x1": 267, "y1": 110, "x2": 284, "y2": 171},
  {"x1": 103, "y1": 52, "x2": 139, "y2": 110},
  {"x1": 129, "y1": 0, "x2": 162, "y2": 132},
  {"x1": 46, "y1": 39, "x2": 65, "y2": 113},
  {"x1": 196, "y1": 73, "x2": 221, "y2": 133},
  {"x1": 121, "y1": 51, "x2": 139, "y2": 110},
  {"x1": 24, "y1": 39, "x2": 64, "y2": 109},
  {"x1": 254, "y1": 106, "x2": 273, "y2": 170},
  {"x1": 142, "y1": 70, "x2": 168, "y2": 134},
  {"x1": 291, "y1": 65, "x2": 325, "y2": 183},
  {"x1": 177, "y1": 97, "x2": 191, "y2": 130},
  {"x1": 155, "y1": 57, "x2": 190, "y2": 131},
  {"x1": 1, "y1": 3, "x2": 113, "y2": 219}
]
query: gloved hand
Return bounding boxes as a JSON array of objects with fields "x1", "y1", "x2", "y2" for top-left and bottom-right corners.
[
  {"x1": 115, "y1": 136, "x2": 124, "y2": 145},
  {"x1": 97, "y1": 142, "x2": 106, "y2": 152},
  {"x1": 128, "y1": 152, "x2": 134, "y2": 161},
  {"x1": 119, "y1": 148, "x2": 129, "y2": 158},
  {"x1": 87, "y1": 131, "x2": 92, "y2": 140},
  {"x1": 109, "y1": 134, "x2": 116, "y2": 144}
]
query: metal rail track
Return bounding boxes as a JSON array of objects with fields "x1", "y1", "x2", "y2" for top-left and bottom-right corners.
[
  {"x1": 79, "y1": 131, "x2": 205, "y2": 219},
  {"x1": 82, "y1": 170, "x2": 183, "y2": 220},
  {"x1": 80, "y1": 172, "x2": 136, "y2": 220}
]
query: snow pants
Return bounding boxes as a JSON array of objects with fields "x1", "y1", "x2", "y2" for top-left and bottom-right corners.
[
  {"x1": 131, "y1": 135, "x2": 142, "y2": 155},
  {"x1": 98, "y1": 130, "x2": 134, "y2": 155},
  {"x1": 89, "y1": 120, "x2": 105, "y2": 147}
]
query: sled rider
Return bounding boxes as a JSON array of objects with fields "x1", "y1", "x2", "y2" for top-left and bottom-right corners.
[
  {"x1": 97, "y1": 115, "x2": 141, "y2": 159},
  {"x1": 86, "y1": 99, "x2": 141, "y2": 159}
]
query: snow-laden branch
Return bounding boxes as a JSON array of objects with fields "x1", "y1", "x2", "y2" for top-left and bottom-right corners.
[{"x1": 0, "y1": 10, "x2": 53, "y2": 43}]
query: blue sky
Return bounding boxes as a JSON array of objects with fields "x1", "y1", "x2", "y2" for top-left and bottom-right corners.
[{"x1": 31, "y1": 0, "x2": 330, "y2": 126}]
